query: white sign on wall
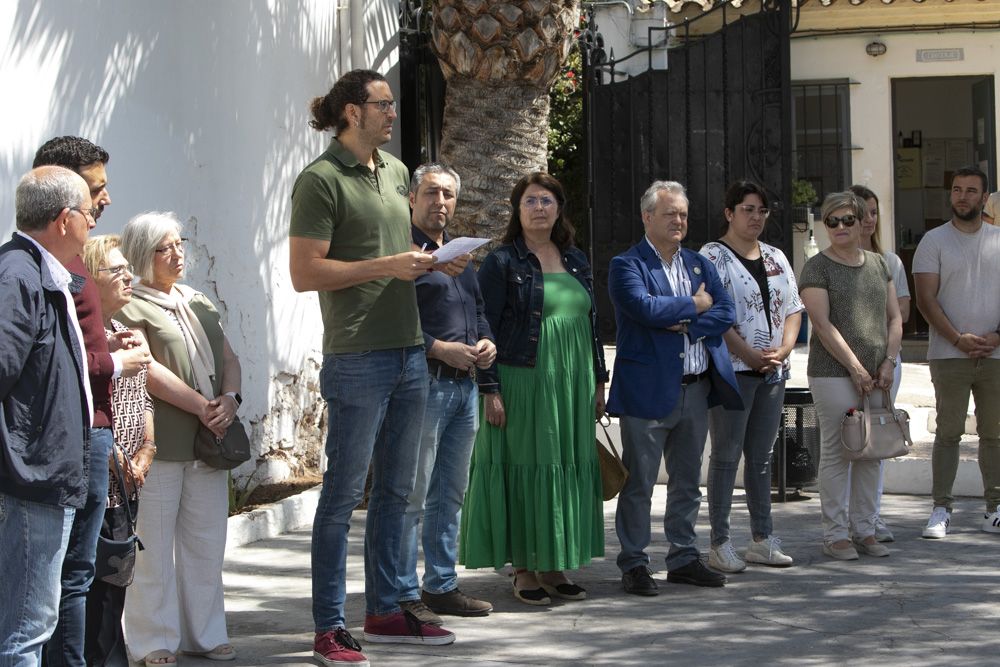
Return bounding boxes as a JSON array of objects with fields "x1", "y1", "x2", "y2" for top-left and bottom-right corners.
[{"x1": 916, "y1": 48, "x2": 964, "y2": 63}]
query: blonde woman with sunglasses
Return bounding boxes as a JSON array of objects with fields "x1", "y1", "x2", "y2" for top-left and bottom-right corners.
[{"x1": 849, "y1": 185, "x2": 910, "y2": 544}]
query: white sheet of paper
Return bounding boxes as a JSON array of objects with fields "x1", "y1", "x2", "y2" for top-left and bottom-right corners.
[{"x1": 430, "y1": 237, "x2": 491, "y2": 264}]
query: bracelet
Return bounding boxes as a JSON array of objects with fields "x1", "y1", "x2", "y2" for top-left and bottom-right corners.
[{"x1": 954, "y1": 333, "x2": 963, "y2": 346}]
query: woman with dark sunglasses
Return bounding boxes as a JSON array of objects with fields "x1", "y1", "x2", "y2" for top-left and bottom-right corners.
[{"x1": 798, "y1": 191, "x2": 903, "y2": 561}]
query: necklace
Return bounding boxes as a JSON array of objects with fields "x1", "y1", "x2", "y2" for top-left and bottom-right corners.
[{"x1": 825, "y1": 247, "x2": 863, "y2": 267}]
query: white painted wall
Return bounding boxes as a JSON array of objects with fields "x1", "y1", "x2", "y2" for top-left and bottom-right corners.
[
  {"x1": 592, "y1": 2, "x2": 671, "y2": 78},
  {"x1": 790, "y1": 31, "x2": 1000, "y2": 253},
  {"x1": 0, "y1": 0, "x2": 401, "y2": 475}
]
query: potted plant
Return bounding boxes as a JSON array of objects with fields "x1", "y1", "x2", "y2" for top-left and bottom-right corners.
[{"x1": 792, "y1": 179, "x2": 818, "y2": 228}]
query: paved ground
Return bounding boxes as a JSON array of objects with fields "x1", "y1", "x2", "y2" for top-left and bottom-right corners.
[
  {"x1": 210, "y1": 486, "x2": 998, "y2": 667},
  {"x1": 176, "y1": 346, "x2": 995, "y2": 667}
]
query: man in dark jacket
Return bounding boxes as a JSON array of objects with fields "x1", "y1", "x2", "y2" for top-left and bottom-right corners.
[{"x1": 0, "y1": 166, "x2": 93, "y2": 665}]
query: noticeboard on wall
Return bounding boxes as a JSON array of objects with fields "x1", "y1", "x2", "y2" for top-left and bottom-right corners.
[{"x1": 895, "y1": 147, "x2": 921, "y2": 189}]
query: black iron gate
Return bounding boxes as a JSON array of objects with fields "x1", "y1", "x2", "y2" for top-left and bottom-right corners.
[
  {"x1": 399, "y1": 0, "x2": 445, "y2": 173},
  {"x1": 581, "y1": 0, "x2": 793, "y2": 342}
]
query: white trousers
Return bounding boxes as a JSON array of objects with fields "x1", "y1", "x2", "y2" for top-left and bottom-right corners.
[
  {"x1": 123, "y1": 460, "x2": 229, "y2": 659},
  {"x1": 809, "y1": 377, "x2": 888, "y2": 543}
]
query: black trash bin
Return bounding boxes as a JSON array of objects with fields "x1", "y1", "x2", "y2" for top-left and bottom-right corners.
[{"x1": 771, "y1": 387, "x2": 821, "y2": 502}]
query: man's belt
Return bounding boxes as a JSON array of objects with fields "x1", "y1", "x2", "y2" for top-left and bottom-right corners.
[
  {"x1": 427, "y1": 359, "x2": 474, "y2": 380},
  {"x1": 681, "y1": 370, "x2": 709, "y2": 386}
]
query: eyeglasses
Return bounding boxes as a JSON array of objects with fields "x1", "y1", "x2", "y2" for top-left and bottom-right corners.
[
  {"x1": 660, "y1": 209, "x2": 689, "y2": 221},
  {"x1": 72, "y1": 206, "x2": 99, "y2": 219},
  {"x1": 362, "y1": 99, "x2": 396, "y2": 114},
  {"x1": 737, "y1": 205, "x2": 770, "y2": 218},
  {"x1": 97, "y1": 263, "x2": 133, "y2": 277},
  {"x1": 824, "y1": 215, "x2": 857, "y2": 229},
  {"x1": 154, "y1": 238, "x2": 187, "y2": 255},
  {"x1": 522, "y1": 196, "x2": 557, "y2": 209}
]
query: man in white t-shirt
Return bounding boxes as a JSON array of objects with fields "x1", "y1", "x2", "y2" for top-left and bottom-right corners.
[{"x1": 913, "y1": 165, "x2": 1000, "y2": 538}]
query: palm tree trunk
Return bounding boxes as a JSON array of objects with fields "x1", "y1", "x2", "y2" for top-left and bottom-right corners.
[
  {"x1": 430, "y1": 0, "x2": 580, "y2": 244},
  {"x1": 439, "y1": 78, "x2": 551, "y2": 240}
]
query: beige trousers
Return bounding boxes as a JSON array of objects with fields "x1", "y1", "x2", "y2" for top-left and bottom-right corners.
[{"x1": 123, "y1": 460, "x2": 230, "y2": 660}]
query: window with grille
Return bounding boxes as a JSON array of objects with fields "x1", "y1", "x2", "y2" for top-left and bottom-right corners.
[{"x1": 791, "y1": 80, "x2": 854, "y2": 204}]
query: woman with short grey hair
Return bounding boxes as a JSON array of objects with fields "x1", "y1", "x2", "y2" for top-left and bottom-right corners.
[{"x1": 118, "y1": 212, "x2": 242, "y2": 665}]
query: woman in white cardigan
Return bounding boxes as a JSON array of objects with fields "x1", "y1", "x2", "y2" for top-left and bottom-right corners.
[{"x1": 700, "y1": 180, "x2": 803, "y2": 573}]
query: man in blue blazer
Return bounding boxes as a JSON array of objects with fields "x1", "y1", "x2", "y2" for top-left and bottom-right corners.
[{"x1": 607, "y1": 180, "x2": 742, "y2": 595}]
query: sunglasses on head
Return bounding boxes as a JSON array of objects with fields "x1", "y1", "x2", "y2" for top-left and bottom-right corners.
[{"x1": 824, "y1": 214, "x2": 857, "y2": 229}]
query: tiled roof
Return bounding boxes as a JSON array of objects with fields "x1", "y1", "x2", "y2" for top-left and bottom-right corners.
[{"x1": 657, "y1": 0, "x2": 993, "y2": 10}]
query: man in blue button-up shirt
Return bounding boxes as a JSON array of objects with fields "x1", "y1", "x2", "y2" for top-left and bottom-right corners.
[{"x1": 397, "y1": 163, "x2": 496, "y2": 623}]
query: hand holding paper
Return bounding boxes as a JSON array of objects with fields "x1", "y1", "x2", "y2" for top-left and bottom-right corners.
[{"x1": 431, "y1": 237, "x2": 490, "y2": 264}]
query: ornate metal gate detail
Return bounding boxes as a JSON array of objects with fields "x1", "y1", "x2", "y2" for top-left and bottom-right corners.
[{"x1": 582, "y1": 0, "x2": 792, "y2": 341}]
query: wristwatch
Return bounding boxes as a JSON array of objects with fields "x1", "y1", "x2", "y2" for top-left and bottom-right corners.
[
  {"x1": 225, "y1": 391, "x2": 243, "y2": 406},
  {"x1": 885, "y1": 356, "x2": 898, "y2": 368}
]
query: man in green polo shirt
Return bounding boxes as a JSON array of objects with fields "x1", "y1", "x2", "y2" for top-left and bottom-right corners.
[{"x1": 289, "y1": 69, "x2": 455, "y2": 665}]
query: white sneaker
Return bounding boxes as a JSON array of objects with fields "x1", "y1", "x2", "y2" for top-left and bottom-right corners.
[
  {"x1": 983, "y1": 511, "x2": 1000, "y2": 534},
  {"x1": 708, "y1": 540, "x2": 746, "y2": 573},
  {"x1": 922, "y1": 506, "x2": 950, "y2": 539},
  {"x1": 745, "y1": 536, "x2": 793, "y2": 567},
  {"x1": 874, "y1": 517, "x2": 895, "y2": 543}
]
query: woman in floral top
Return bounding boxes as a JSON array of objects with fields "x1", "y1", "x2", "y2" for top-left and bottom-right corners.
[
  {"x1": 699, "y1": 180, "x2": 804, "y2": 573},
  {"x1": 82, "y1": 234, "x2": 155, "y2": 667}
]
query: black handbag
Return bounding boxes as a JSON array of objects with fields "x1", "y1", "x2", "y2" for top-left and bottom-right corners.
[
  {"x1": 194, "y1": 416, "x2": 251, "y2": 470},
  {"x1": 95, "y1": 446, "x2": 143, "y2": 588}
]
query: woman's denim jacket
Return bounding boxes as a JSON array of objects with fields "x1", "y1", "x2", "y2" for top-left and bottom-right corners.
[{"x1": 476, "y1": 236, "x2": 609, "y2": 394}]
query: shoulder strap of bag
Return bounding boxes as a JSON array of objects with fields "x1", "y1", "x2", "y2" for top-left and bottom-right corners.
[
  {"x1": 881, "y1": 388, "x2": 914, "y2": 448},
  {"x1": 861, "y1": 392, "x2": 873, "y2": 448},
  {"x1": 597, "y1": 416, "x2": 624, "y2": 466},
  {"x1": 109, "y1": 442, "x2": 138, "y2": 529}
]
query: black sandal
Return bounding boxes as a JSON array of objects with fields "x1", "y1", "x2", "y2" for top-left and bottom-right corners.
[
  {"x1": 512, "y1": 573, "x2": 551, "y2": 606},
  {"x1": 540, "y1": 581, "x2": 587, "y2": 601}
]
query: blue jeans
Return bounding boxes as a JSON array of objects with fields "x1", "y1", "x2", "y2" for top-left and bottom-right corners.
[
  {"x1": 707, "y1": 375, "x2": 785, "y2": 546},
  {"x1": 45, "y1": 427, "x2": 112, "y2": 667},
  {"x1": 312, "y1": 347, "x2": 428, "y2": 631},
  {"x1": 0, "y1": 492, "x2": 75, "y2": 667},
  {"x1": 616, "y1": 377, "x2": 710, "y2": 572},
  {"x1": 398, "y1": 376, "x2": 478, "y2": 601}
]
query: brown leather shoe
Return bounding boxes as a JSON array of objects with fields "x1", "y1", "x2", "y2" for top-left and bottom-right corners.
[
  {"x1": 421, "y1": 588, "x2": 493, "y2": 617},
  {"x1": 398, "y1": 599, "x2": 443, "y2": 625}
]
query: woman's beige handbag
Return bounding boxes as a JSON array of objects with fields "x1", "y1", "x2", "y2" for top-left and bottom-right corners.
[{"x1": 840, "y1": 389, "x2": 912, "y2": 461}]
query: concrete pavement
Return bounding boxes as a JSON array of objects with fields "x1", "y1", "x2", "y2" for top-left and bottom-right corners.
[
  {"x1": 200, "y1": 347, "x2": 998, "y2": 667},
  {"x1": 213, "y1": 486, "x2": 999, "y2": 667}
]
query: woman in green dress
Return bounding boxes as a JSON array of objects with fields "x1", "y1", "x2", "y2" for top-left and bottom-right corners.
[{"x1": 460, "y1": 172, "x2": 609, "y2": 605}]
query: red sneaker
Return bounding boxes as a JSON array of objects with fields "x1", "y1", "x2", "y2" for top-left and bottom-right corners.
[
  {"x1": 362, "y1": 610, "x2": 456, "y2": 645},
  {"x1": 313, "y1": 629, "x2": 369, "y2": 666}
]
